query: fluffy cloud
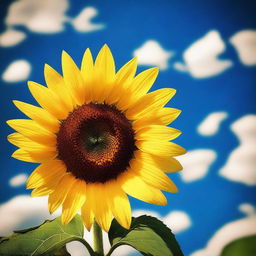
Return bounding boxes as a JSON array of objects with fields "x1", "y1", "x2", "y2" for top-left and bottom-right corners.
[
  {"x1": 219, "y1": 115, "x2": 256, "y2": 186},
  {"x1": 2, "y1": 60, "x2": 31, "y2": 82},
  {"x1": 191, "y1": 204, "x2": 256, "y2": 256},
  {"x1": 0, "y1": 195, "x2": 60, "y2": 236},
  {"x1": 0, "y1": 29, "x2": 26, "y2": 47},
  {"x1": 9, "y1": 173, "x2": 28, "y2": 187},
  {"x1": 239, "y1": 203, "x2": 256, "y2": 216},
  {"x1": 66, "y1": 241, "x2": 89, "y2": 256},
  {"x1": 173, "y1": 62, "x2": 188, "y2": 72},
  {"x1": 133, "y1": 40, "x2": 174, "y2": 70},
  {"x1": 230, "y1": 30, "x2": 256, "y2": 66},
  {"x1": 177, "y1": 149, "x2": 217, "y2": 182},
  {"x1": 71, "y1": 7, "x2": 104, "y2": 32},
  {"x1": 133, "y1": 209, "x2": 192, "y2": 234},
  {"x1": 174, "y1": 30, "x2": 233, "y2": 78},
  {"x1": 1, "y1": 0, "x2": 104, "y2": 47},
  {"x1": 197, "y1": 112, "x2": 228, "y2": 136},
  {"x1": 164, "y1": 211, "x2": 192, "y2": 233},
  {"x1": 5, "y1": 0, "x2": 69, "y2": 33}
]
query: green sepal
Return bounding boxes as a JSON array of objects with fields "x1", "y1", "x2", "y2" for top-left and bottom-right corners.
[
  {"x1": 107, "y1": 215, "x2": 184, "y2": 256},
  {"x1": 0, "y1": 214, "x2": 94, "y2": 256},
  {"x1": 220, "y1": 235, "x2": 256, "y2": 256}
]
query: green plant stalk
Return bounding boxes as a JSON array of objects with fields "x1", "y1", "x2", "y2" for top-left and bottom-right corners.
[{"x1": 93, "y1": 221, "x2": 104, "y2": 256}]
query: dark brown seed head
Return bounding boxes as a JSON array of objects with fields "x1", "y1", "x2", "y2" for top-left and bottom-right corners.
[{"x1": 57, "y1": 103, "x2": 136, "y2": 183}]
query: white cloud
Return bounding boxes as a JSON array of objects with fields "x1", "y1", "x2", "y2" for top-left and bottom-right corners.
[
  {"x1": 6, "y1": 0, "x2": 69, "y2": 33},
  {"x1": 174, "y1": 30, "x2": 233, "y2": 78},
  {"x1": 133, "y1": 40, "x2": 174, "y2": 70},
  {"x1": 197, "y1": 112, "x2": 228, "y2": 136},
  {"x1": 0, "y1": 195, "x2": 60, "y2": 236},
  {"x1": 219, "y1": 115, "x2": 256, "y2": 186},
  {"x1": 66, "y1": 241, "x2": 89, "y2": 256},
  {"x1": 133, "y1": 209, "x2": 192, "y2": 234},
  {"x1": 173, "y1": 62, "x2": 188, "y2": 72},
  {"x1": 164, "y1": 211, "x2": 192, "y2": 233},
  {"x1": 1, "y1": 1, "x2": 105, "y2": 47},
  {"x1": 191, "y1": 204, "x2": 256, "y2": 256},
  {"x1": 177, "y1": 149, "x2": 217, "y2": 182},
  {"x1": 230, "y1": 30, "x2": 256, "y2": 66},
  {"x1": 239, "y1": 203, "x2": 256, "y2": 216},
  {"x1": 0, "y1": 29, "x2": 26, "y2": 47},
  {"x1": 71, "y1": 7, "x2": 104, "y2": 32},
  {"x1": 9, "y1": 173, "x2": 28, "y2": 187},
  {"x1": 2, "y1": 60, "x2": 31, "y2": 83}
]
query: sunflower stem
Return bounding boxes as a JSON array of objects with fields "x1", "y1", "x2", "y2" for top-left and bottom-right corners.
[{"x1": 93, "y1": 220, "x2": 104, "y2": 256}]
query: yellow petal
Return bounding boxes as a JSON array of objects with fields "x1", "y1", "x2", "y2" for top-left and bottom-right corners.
[
  {"x1": 62, "y1": 179, "x2": 86, "y2": 225},
  {"x1": 8, "y1": 132, "x2": 56, "y2": 163},
  {"x1": 130, "y1": 153, "x2": 178, "y2": 192},
  {"x1": 117, "y1": 67, "x2": 159, "y2": 111},
  {"x1": 135, "y1": 125, "x2": 182, "y2": 141},
  {"x1": 81, "y1": 198, "x2": 94, "y2": 231},
  {"x1": 115, "y1": 57, "x2": 137, "y2": 87},
  {"x1": 48, "y1": 173, "x2": 76, "y2": 214},
  {"x1": 28, "y1": 81, "x2": 68, "y2": 120},
  {"x1": 13, "y1": 100, "x2": 60, "y2": 133},
  {"x1": 119, "y1": 171, "x2": 167, "y2": 205},
  {"x1": 87, "y1": 183, "x2": 112, "y2": 232},
  {"x1": 125, "y1": 88, "x2": 176, "y2": 120},
  {"x1": 81, "y1": 48, "x2": 94, "y2": 103},
  {"x1": 8, "y1": 132, "x2": 49, "y2": 149},
  {"x1": 108, "y1": 182, "x2": 131, "y2": 229},
  {"x1": 7, "y1": 119, "x2": 56, "y2": 147},
  {"x1": 106, "y1": 57, "x2": 137, "y2": 105},
  {"x1": 137, "y1": 151, "x2": 183, "y2": 173},
  {"x1": 131, "y1": 67, "x2": 159, "y2": 98},
  {"x1": 11, "y1": 149, "x2": 36, "y2": 162},
  {"x1": 26, "y1": 160, "x2": 66, "y2": 189},
  {"x1": 31, "y1": 186, "x2": 55, "y2": 197},
  {"x1": 31, "y1": 173, "x2": 61, "y2": 196},
  {"x1": 62, "y1": 51, "x2": 85, "y2": 106},
  {"x1": 132, "y1": 108, "x2": 181, "y2": 130},
  {"x1": 44, "y1": 64, "x2": 75, "y2": 111},
  {"x1": 136, "y1": 140, "x2": 186, "y2": 157},
  {"x1": 93, "y1": 44, "x2": 115, "y2": 103},
  {"x1": 12, "y1": 148, "x2": 56, "y2": 163}
]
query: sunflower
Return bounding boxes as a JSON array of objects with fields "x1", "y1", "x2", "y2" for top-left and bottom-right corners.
[{"x1": 7, "y1": 45, "x2": 185, "y2": 232}]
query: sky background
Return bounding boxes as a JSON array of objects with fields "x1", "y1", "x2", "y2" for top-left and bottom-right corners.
[{"x1": 0, "y1": 0, "x2": 256, "y2": 255}]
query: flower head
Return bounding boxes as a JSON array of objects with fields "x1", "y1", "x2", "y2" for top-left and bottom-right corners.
[{"x1": 7, "y1": 45, "x2": 185, "y2": 231}]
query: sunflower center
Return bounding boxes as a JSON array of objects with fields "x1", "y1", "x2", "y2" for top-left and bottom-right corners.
[{"x1": 56, "y1": 103, "x2": 136, "y2": 183}]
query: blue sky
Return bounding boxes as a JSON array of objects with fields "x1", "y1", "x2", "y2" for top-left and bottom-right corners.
[{"x1": 0, "y1": 0, "x2": 256, "y2": 255}]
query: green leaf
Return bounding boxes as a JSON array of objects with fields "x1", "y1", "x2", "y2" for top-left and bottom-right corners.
[
  {"x1": 220, "y1": 235, "x2": 256, "y2": 256},
  {"x1": 107, "y1": 215, "x2": 183, "y2": 256},
  {"x1": 0, "y1": 215, "x2": 93, "y2": 256}
]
